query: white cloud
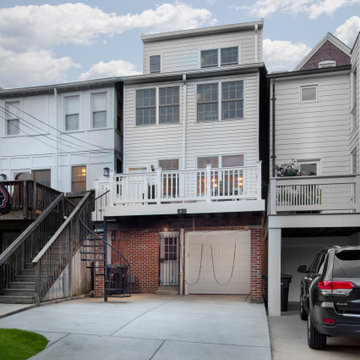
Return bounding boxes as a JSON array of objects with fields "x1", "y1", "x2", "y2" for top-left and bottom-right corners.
[
  {"x1": 79, "y1": 60, "x2": 141, "y2": 81},
  {"x1": 235, "y1": 0, "x2": 360, "y2": 19},
  {"x1": 263, "y1": 38, "x2": 311, "y2": 71},
  {"x1": 0, "y1": 3, "x2": 216, "y2": 52},
  {"x1": 0, "y1": 47, "x2": 80, "y2": 88},
  {"x1": 335, "y1": 16, "x2": 360, "y2": 45}
]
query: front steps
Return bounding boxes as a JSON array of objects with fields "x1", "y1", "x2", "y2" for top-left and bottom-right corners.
[
  {"x1": 155, "y1": 286, "x2": 179, "y2": 295},
  {"x1": 0, "y1": 264, "x2": 35, "y2": 304}
]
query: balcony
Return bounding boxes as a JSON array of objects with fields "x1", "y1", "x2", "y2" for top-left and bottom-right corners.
[
  {"x1": 268, "y1": 175, "x2": 360, "y2": 214},
  {"x1": 94, "y1": 163, "x2": 264, "y2": 219}
]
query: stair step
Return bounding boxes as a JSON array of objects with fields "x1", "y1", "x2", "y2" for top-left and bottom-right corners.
[
  {"x1": 3, "y1": 288, "x2": 35, "y2": 296},
  {"x1": 81, "y1": 244, "x2": 104, "y2": 248},
  {"x1": 15, "y1": 275, "x2": 35, "y2": 282},
  {"x1": 23, "y1": 263, "x2": 34, "y2": 269},
  {"x1": 86, "y1": 266, "x2": 105, "y2": 269},
  {"x1": 9, "y1": 282, "x2": 35, "y2": 290},
  {"x1": 0, "y1": 295, "x2": 35, "y2": 304},
  {"x1": 80, "y1": 251, "x2": 105, "y2": 255},
  {"x1": 20, "y1": 269, "x2": 35, "y2": 275}
]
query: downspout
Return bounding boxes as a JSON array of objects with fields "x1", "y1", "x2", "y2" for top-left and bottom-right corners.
[
  {"x1": 254, "y1": 24, "x2": 258, "y2": 63},
  {"x1": 182, "y1": 74, "x2": 187, "y2": 169},
  {"x1": 271, "y1": 80, "x2": 276, "y2": 177},
  {"x1": 54, "y1": 87, "x2": 59, "y2": 190}
]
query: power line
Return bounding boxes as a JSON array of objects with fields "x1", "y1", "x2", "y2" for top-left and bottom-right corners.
[
  {"x1": 0, "y1": 113, "x2": 115, "y2": 159},
  {"x1": 5, "y1": 102, "x2": 115, "y2": 152}
]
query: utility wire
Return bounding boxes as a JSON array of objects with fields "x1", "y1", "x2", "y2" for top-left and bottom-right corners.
[
  {"x1": 0, "y1": 113, "x2": 114, "y2": 159},
  {"x1": 4, "y1": 102, "x2": 115, "y2": 152}
]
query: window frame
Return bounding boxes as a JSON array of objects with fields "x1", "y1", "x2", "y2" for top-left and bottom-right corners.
[
  {"x1": 149, "y1": 55, "x2": 161, "y2": 73},
  {"x1": 71, "y1": 165, "x2": 87, "y2": 193},
  {"x1": 64, "y1": 95, "x2": 80, "y2": 131},
  {"x1": 136, "y1": 88, "x2": 156, "y2": 126},
  {"x1": 220, "y1": 47, "x2": 239, "y2": 66},
  {"x1": 300, "y1": 85, "x2": 318, "y2": 103},
  {"x1": 91, "y1": 92, "x2": 107, "y2": 129},
  {"x1": 32, "y1": 169, "x2": 51, "y2": 187},
  {"x1": 5, "y1": 100, "x2": 21, "y2": 136},
  {"x1": 318, "y1": 60, "x2": 336, "y2": 68},
  {"x1": 221, "y1": 80, "x2": 244, "y2": 121},
  {"x1": 196, "y1": 154, "x2": 245, "y2": 169},
  {"x1": 159, "y1": 86, "x2": 180, "y2": 124},
  {"x1": 297, "y1": 160, "x2": 320, "y2": 176},
  {"x1": 200, "y1": 49, "x2": 218, "y2": 68},
  {"x1": 351, "y1": 148, "x2": 358, "y2": 175},
  {"x1": 196, "y1": 82, "x2": 219, "y2": 122}
]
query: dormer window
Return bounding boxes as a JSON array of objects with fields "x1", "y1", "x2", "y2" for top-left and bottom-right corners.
[
  {"x1": 318, "y1": 60, "x2": 336, "y2": 68},
  {"x1": 201, "y1": 49, "x2": 218, "y2": 68},
  {"x1": 150, "y1": 55, "x2": 161, "y2": 73},
  {"x1": 221, "y1": 47, "x2": 238, "y2": 66}
]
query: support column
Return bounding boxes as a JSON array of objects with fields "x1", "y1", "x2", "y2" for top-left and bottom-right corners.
[{"x1": 268, "y1": 228, "x2": 281, "y2": 316}]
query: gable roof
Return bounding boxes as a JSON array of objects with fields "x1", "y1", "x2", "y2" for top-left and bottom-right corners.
[{"x1": 294, "y1": 32, "x2": 351, "y2": 71}]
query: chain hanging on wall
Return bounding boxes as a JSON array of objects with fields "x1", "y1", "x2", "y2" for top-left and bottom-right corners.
[{"x1": 184, "y1": 243, "x2": 204, "y2": 286}]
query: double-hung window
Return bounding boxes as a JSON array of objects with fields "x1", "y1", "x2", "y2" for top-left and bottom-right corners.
[
  {"x1": 65, "y1": 96, "x2": 80, "y2": 131},
  {"x1": 221, "y1": 47, "x2": 238, "y2": 66},
  {"x1": 136, "y1": 89, "x2": 156, "y2": 126},
  {"x1": 159, "y1": 87, "x2": 179, "y2": 124},
  {"x1": 92, "y1": 92, "x2": 107, "y2": 128},
  {"x1": 222, "y1": 81, "x2": 244, "y2": 120},
  {"x1": 150, "y1": 55, "x2": 161, "y2": 73},
  {"x1": 71, "y1": 165, "x2": 86, "y2": 192},
  {"x1": 5, "y1": 101, "x2": 20, "y2": 135},
  {"x1": 197, "y1": 83, "x2": 218, "y2": 122},
  {"x1": 201, "y1": 49, "x2": 218, "y2": 68}
]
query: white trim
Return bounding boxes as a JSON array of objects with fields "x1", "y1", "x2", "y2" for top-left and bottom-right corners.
[{"x1": 300, "y1": 85, "x2": 318, "y2": 103}]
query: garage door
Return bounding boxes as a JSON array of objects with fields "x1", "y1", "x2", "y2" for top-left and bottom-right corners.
[{"x1": 185, "y1": 230, "x2": 250, "y2": 294}]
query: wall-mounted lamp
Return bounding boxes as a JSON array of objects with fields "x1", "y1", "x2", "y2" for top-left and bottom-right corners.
[
  {"x1": 103, "y1": 167, "x2": 110, "y2": 177},
  {"x1": 0, "y1": 174, "x2": 7, "y2": 181}
]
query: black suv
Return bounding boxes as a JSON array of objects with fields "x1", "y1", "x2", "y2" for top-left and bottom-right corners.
[{"x1": 298, "y1": 245, "x2": 360, "y2": 349}]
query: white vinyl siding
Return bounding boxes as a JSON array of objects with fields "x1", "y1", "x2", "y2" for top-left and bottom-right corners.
[
  {"x1": 5, "y1": 101, "x2": 21, "y2": 135},
  {"x1": 143, "y1": 28, "x2": 262, "y2": 74},
  {"x1": 124, "y1": 72, "x2": 259, "y2": 171},
  {"x1": 65, "y1": 96, "x2": 80, "y2": 131},
  {"x1": 91, "y1": 92, "x2": 107, "y2": 128},
  {"x1": 274, "y1": 73, "x2": 351, "y2": 175}
]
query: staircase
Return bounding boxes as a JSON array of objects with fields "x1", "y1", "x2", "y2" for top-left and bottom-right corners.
[{"x1": 0, "y1": 263, "x2": 35, "y2": 304}]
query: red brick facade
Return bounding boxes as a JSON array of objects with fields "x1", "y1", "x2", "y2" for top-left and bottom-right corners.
[
  {"x1": 300, "y1": 40, "x2": 350, "y2": 70},
  {"x1": 93, "y1": 217, "x2": 267, "y2": 302}
]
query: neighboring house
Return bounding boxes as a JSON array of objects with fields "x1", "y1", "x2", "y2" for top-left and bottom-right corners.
[
  {"x1": 267, "y1": 33, "x2": 360, "y2": 315},
  {"x1": 0, "y1": 79, "x2": 123, "y2": 193},
  {"x1": 94, "y1": 21, "x2": 269, "y2": 301}
]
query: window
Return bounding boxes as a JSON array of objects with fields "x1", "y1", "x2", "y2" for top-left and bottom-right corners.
[
  {"x1": 222, "y1": 81, "x2": 244, "y2": 120},
  {"x1": 159, "y1": 159, "x2": 179, "y2": 170},
  {"x1": 32, "y1": 169, "x2": 51, "y2": 187},
  {"x1": 301, "y1": 86, "x2": 317, "y2": 102},
  {"x1": 5, "y1": 101, "x2": 20, "y2": 135},
  {"x1": 318, "y1": 60, "x2": 336, "y2": 68},
  {"x1": 201, "y1": 49, "x2": 218, "y2": 68},
  {"x1": 65, "y1": 96, "x2": 79, "y2": 131},
  {"x1": 197, "y1": 83, "x2": 218, "y2": 122},
  {"x1": 71, "y1": 166, "x2": 86, "y2": 192},
  {"x1": 159, "y1": 87, "x2": 179, "y2": 124},
  {"x1": 221, "y1": 47, "x2": 238, "y2": 66},
  {"x1": 150, "y1": 55, "x2": 161, "y2": 73},
  {"x1": 222, "y1": 155, "x2": 244, "y2": 167},
  {"x1": 91, "y1": 92, "x2": 107, "y2": 128},
  {"x1": 352, "y1": 148, "x2": 357, "y2": 175},
  {"x1": 298, "y1": 161, "x2": 318, "y2": 176},
  {"x1": 197, "y1": 156, "x2": 219, "y2": 169},
  {"x1": 136, "y1": 89, "x2": 156, "y2": 126}
]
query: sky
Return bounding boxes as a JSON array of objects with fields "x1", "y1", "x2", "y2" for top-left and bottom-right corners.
[{"x1": 1, "y1": 0, "x2": 360, "y2": 89}]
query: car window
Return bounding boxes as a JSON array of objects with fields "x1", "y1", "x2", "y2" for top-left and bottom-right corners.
[
  {"x1": 309, "y1": 253, "x2": 322, "y2": 273},
  {"x1": 316, "y1": 253, "x2": 326, "y2": 274},
  {"x1": 333, "y1": 250, "x2": 360, "y2": 278}
]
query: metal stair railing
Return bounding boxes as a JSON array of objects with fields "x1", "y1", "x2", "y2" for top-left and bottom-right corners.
[
  {"x1": 0, "y1": 193, "x2": 67, "y2": 296},
  {"x1": 79, "y1": 191, "x2": 132, "y2": 301},
  {"x1": 32, "y1": 192, "x2": 93, "y2": 302}
]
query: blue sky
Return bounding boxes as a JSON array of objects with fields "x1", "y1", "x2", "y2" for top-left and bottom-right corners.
[{"x1": 1, "y1": 0, "x2": 360, "y2": 88}]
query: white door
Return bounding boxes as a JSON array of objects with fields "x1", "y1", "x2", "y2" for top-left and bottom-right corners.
[{"x1": 185, "y1": 230, "x2": 250, "y2": 294}]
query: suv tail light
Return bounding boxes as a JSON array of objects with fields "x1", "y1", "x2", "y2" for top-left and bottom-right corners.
[{"x1": 318, "y1": 281, "x2": 354, "y2": 295}]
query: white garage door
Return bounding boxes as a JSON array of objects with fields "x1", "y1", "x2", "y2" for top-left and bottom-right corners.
[{"x1": 185, "y1": 230, "x2": 250, "y2": 294}]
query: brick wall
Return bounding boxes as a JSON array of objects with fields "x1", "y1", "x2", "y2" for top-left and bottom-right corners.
[
  {"x1": 250, "y1": 228, "x2": 265, "y2": 303},
  {"x1": 300, "y1": 40, "x2": 350, "y2": 70}
]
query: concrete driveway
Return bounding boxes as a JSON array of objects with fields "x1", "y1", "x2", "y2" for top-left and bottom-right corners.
[
  {"x1": 269, "y1": 303, "x2": 360, "y2": 360},
  {"x1": 0, "y1": 294, "x2": 271, "y2": 360}
]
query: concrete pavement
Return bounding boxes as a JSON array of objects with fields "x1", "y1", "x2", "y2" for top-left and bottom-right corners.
[
  {"x1": 0, "y1": 294, "x2": 271, "y2": 360},
  {"x1": 269, "y1": 303, "x2": 360, "y2": 360}
]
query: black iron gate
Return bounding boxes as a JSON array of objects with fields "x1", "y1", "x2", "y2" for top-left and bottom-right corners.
[{"x1": 159, "y1": 232, "x2": 180, "y2": 286}]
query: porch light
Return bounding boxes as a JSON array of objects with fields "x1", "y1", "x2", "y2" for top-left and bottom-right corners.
[
  {"x1": 238, "y1": 176, "x2": 243, "y2": 186},
  {"x1": 163, "y1": 226, "x2": 169, "y2": 232},
  {"x1": 0, "y1": 174, "x2": 6, "y2": 181},
  {"x1": 103, "y1": 167, "x2": 110, "y2": 177}
]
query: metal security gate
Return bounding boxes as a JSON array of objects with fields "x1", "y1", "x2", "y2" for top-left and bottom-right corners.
[{"x1": 159, "y1": 232, "x2": 180, "y2": 286}]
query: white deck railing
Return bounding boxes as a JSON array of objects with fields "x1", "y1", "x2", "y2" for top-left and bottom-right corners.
[
  {"x1": 94, "y1": 163, "x2": 262, "y2": 214},
  {"x1": 269, "y1": 175, "x2": 360, "y2": 213}
]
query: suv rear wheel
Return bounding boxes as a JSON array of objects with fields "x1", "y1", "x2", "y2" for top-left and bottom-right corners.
[{"x1": 307, "y1": 315, "x2": 327, "y2": 349}]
